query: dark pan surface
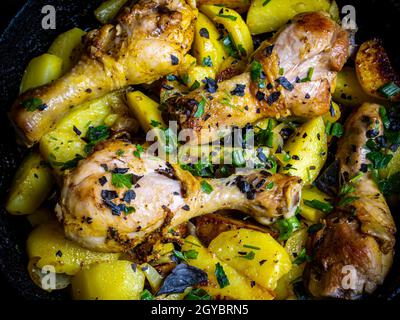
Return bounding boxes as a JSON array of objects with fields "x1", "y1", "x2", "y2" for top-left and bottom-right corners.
[{"x1": 0, "y1": 0, "x2": 399, "y2": 300}]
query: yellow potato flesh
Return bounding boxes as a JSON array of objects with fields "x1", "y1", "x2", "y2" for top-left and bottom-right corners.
[
  {"x1": 6, "y1": 152, "x2": 53, "y2": 215},
  {"x1": 280, "y1": 116, "x2": 327, "y2": 184},
  {"x1": 72, "y1": 260, "x2": 145, "y2": 300},
  {"x1": 200, "y1": 5, "x2": 253, "y2": 57},
  {"x1": 246, "y1": 0, "x2": 334, "y2": 35},
  {"x1": 126, "y1": 91, "x2": 166, "y2": 133},
  {"x1": 27, "y1": 223, "x2": 120, "y2": 275},
  {"x1": 40, "y1": 91, "x2": 123, "y2": 171},
  {"x1": 300, "y1": 185, "x2": 331, "y2": 222},
  {"x1": 182, "y1": 235, "x2": 274, "y2": 300},
  {"x1": 193, "y1": 12, "x2": 226, "y2": 72},
  {"x1": 208, "y1": 229, "x2": 292, "y2": 291},
  {"x1": 48, "y1": 27, "x2": 86, "y2": 74},
  {"x1": 20, "y1": 53, "x2": 63, "y2": 93}
]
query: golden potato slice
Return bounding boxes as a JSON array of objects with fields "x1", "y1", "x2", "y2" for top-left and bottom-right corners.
[
  {"x1": 6, "y1": 152, "x2": 53, "y2": 215},
  {"x1": 208, "y1": 229, "x2": 292, "y2": 290},
  {"x1": 246, "y1": 0, "x2": 336, "y2": 35},
  {"x1": 72, "y1": 260, "x2": 145, "y2": 300},
  {"x1": 27, "y1": 222, "x2": 120, "y2": 275},
  {"x1": 20, "y1": 54, "x2": 63, "y2": 94},
  {"x1": 280, "y1": 117, "x2": 328, "y2": 184},
  {"x1": 355, "y1": 39, "x2": 400, "y2": 101},
  {"x1": 182, "y1": 235, "x2": 274, "y2": 300}
]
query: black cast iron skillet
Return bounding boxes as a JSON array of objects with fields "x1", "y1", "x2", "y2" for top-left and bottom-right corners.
[{"x1": 0, "y1": 0, "x2": 399, "y2": 300}]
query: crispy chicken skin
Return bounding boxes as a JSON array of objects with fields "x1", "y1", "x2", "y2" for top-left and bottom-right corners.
[
  {"x1": 10, "y1": 0, "x2": 197, "y2": 147},
  {"x1": 169, "y1": 12, "x2": 349, "y2": 144},
  {"x1": 305, "y1": 103, "x2": 396, "y2": 299},
  {"x1": 57, "y1": 140, "x2": 302, "y2": 252}
]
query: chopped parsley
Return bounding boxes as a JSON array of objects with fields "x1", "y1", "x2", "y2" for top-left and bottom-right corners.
[
  {"x1": 215, "y1": 263, "x2": 229, "y2": 288},
  {"x1": 275, "y1": 216, "x2": 301, "y2": 241},
  {"x1": 185, "y1": 288, "x2": 212, "y2": 300},
  {"x1": 21, "y1": 97, "x2": 47, "y2": 111},
  {"x1": 133, "y1": 144, "x2": 144, "y2": 158},
  {"x1": 150, "y1": 120, "x2": 161, "y2": 128},
  {"x1": 200, "y1": 180, "x2": 213, "y2": 194},
  {"x1": 202, "y1": 56, "x2": 213, "y2": 67},
  {"x1": 303, "y1": 199, "x2": 333, "y2": 213},
  {"x1": 293, "y1": 248, "x2": 312, "y2": 265},
  {"x1": 237, "y1": 251, "x2": 255, "y2": 260},
  {"x1": 140, "y1": 289, "x2": 154, "y2": 300},
  {"x1": 84, "y1": 125, "x2": 110, "y2": 154},
  {"x1": 194, "y1": 97, "x2": 206, "y2": 118},
  {"x1": 111, "y1": 173, "x2": 133, "y2": 189},
  {"x1": 325, "y1": 122, "x2": 344, "y2": 138},
  {"x1": 216, "y1": 13, "x2": 237, "y2": 21}
]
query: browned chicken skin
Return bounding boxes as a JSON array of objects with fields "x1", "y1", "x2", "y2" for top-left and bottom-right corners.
[
  {"x1": 10, "y1": 0, "x2": 197, "y2": 147},
  {"x1": 57, "y1": 140, "x2": 302, "y2": 252},
  {"x1": 305, "y1": 103, "x2": 396, "y2": 299},
  {"x1": 169, "y1": 12, "x2": 350, "y2": 144}
]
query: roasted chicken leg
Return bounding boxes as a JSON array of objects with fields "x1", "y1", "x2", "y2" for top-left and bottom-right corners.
[
  {"x1": 169, "y1": 12, "x2": 350, "y2": 144},
  {"x1": 57, "y1": 140, "x2": 302, "y2": 252},
  {"x1": 305, "y1": 103, "x2": 396, "y2": 299},
  {"x1": 11, "y1": 0, "x2": 197, "y2": 147}
]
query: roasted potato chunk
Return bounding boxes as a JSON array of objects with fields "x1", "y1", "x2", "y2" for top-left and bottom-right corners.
[
  {"x1": 27, "y1": 222, "x2": 120, "y2": 275},
  {"x1": 208, "y1": 229, "x2": 292, "y2": 291},
  {"x1": 48, "y1": 27, "x2": 86, "y2": 74},
  {"x1": 246, "y1": 0, "x2": 338, "y2": 35},
  {"x1": 40, "y1": 91, "x2": 126, "y2": 173},
  {"x1": 72, "y1": 260, "x2": 145, "y2": 300},
  {"x1": 333, "y1": 66, "x2": 378, "y2": 107},
  {"x1": 182, "y1": 235, "x2": 274, "y2": 300},
  {"x1": 355, "y1": 39, "x2": 400, "y2": 101},
  {"x1": 280, "y1": 117, "x2": 328, "y2": 184},
  {"x1": 197, "y1": 0, "x2": 250, "y2": 13},
  {"x1": 6, "y1": 152, "x2": 53, "y2": 215},
  {"x1": 19, "y1": 54, "x2": 63, "y2": 94}
]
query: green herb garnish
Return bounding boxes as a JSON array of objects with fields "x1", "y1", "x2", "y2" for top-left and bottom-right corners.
[
  {"x1": 200, "y1": 180, "x2": 213, "y2": 194},
  {"x1": 275, "y1": 216, "x2": 301, "y2": 241},
  {"x1": 111, "y1": 173, "x2": 133, "y2": 189},
  {"x1": 378, "y1": 82, "x2": 400, "y2": 99},
  {"x1": 215, "y1": 263, "x2": 229, "y2": 288},
  {"x1": 303, "y1": 199, "x2": 333, "y2": 213}
]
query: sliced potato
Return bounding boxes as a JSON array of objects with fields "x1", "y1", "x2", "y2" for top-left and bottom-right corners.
[
  {"x1": 280, "y1": 117, "x2": 328, "y2": 184},
  {"x1": 208, "y1": 229, "x2": 292, "y2": 290},
  {"x1": 48, "y1": 27, "x2": 86, "y2": 74},
  {"x1": 193, "y1": 13, "x2": 226, "y2": 72},
  {"x1": 72, "y1": 260, "x2": 145, "y2": 300},
  {"x1": 27, "y1": 222, "x2": 120, "y2": 275},
  {"x1": 6, "y1": 152, "x2": 53, "y2": 215},
  {"x1": 355, "y1": 39, "x2": 400, "y2": 101},
  {"x1": 20, "y1": 54, "x2": 63, "y2": 93},
  {"x1": 333, "y1": 67, "x2": 379, "y2": 107},
  {"x1": 197, "y1": 0, "x2": 250, "y2": 13},
  {"x1": 182, "y1": 235, "x2": 274, "y2": 300},
  {"x1": 246, "y1": 0, "x2": 335, "y2": 35},
  {"x1": 40, "y1": 91, "x2": 124, "y2": 171},
  {"x1": 126, "y1": 91, "x2": 166, "y2": 133},
  {"x1": 300, "y1": 185, "x2": 331, "y2": 222},
  {"x1": 200, "y1": 5, "x2": 253, "y2": 57},
  {"x1": 275, "y1": 228, "x2": 308, "y2": 299}
]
